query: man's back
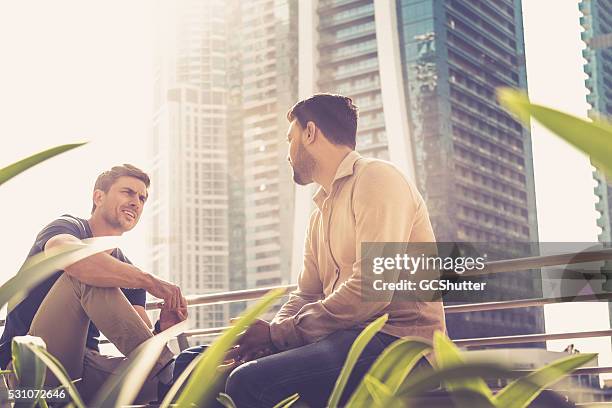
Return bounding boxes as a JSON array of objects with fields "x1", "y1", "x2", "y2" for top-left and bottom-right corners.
[{"x1": 271, "y1": 150, "x2": 445, "y2": 350}]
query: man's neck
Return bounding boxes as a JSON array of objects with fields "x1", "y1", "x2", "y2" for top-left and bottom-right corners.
[
  {"x1": 88, "y1": 214, "x2": 123, "y2": 237},
  {"x1": 315, "y1": 149, "x2": 352, "y2": 194}
]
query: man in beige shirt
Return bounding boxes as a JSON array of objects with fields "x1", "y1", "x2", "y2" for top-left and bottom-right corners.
[{"x1": 166, "y1": 94, "x2": 445, "y2": 407}]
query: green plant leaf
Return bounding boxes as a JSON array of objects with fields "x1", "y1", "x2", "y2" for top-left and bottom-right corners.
[
  {"x1": 14, "y1": 338, "x2": 85, "y2": 408},
  {"x1": 497, "y1": 88, "x2": 612, "y2": 179},
  {"x1": 0, "y1": 143, "x2": 87, "y2": 187},
  {"x1": 217, "y1": 392, "x2": 238, "y2": 408},
  {"x1": 433, "y1": 331, "x2": 493, "y2": 403},
  {"x1": 492, "y1": 352, "x2": 597, "y2": 408},
  {"x1": 327, "y1": 314, "x2": 388, "y2": 408},
  {"x1": 346, "y1": 337, "x2": 432, "y2": 406},
  {"x1": 363, "y1": 375, "x2": 405, "y2": 408},
  {"x1": 4, "y1": 236, "x2": 122, "y2": 313},
  {"x1": 11, "y1": 336, "x2": 47, "y2": 408},
  {"x1": 271, "y1": 392, "x2": 300, "y2": 408},
  {"x1": 90, "y1": 320, "x2": 189, "y2": 408},
  {"x1": 169, "y1": 288, "x2": 285, "y2": 408},
  {"x1": 396, "y1": 363, "x2": 512, "y2": 398}
]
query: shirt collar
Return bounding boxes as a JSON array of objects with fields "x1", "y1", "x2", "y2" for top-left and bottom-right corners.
[{"x1": 313, "y1": 150, "x2": 361, "y2": 210}]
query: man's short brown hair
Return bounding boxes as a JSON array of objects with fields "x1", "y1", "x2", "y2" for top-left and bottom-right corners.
[
  {"x1": 91, "y1": 164, "x2": 150, "y2": 214},
  {"x1": 287, "y1": 93, "x2": 359, "y2": 149}
]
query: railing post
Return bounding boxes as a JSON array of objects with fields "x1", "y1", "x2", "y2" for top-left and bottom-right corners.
[{"x1": 177, "y1": 333, "x2": 190, "y2": 351}]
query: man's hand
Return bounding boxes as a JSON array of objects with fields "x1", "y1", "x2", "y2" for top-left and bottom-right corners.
[
  {"x1": 159, "y1": 302, "x2": 188, "y2": 331},
  {"x1": 220, "y1": 345, "x2": 274, "y2": 371},
  {"x1": 221, "y1": 319, "x2": 275, "y2": 368},
  {"x1": 237, "y1": 318, "x2": 273, "y2": 351},
  {"x1": 146, "y1": 276, "x2": 186, "y2": 311}
]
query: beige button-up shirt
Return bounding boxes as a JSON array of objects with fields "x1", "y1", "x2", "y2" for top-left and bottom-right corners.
[{"x1": 270, "y1": 150, "x2": 446, "y2": 351}]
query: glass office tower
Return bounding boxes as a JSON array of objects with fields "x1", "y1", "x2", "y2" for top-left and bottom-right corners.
[
  {"x1": 298, "y1": 0, "x2": 543, "y2": 343},
  {"x1": 579, "y1": 0, "x2": 612, "y2": 329},
  {"x1": 150, "y1": 0, "x2": 230, "y2": 330}
]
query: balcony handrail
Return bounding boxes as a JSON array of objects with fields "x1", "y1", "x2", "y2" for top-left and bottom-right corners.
[
  {"x1": 2, "y1": 247, "x2": 612, "y2": 374},
  {"x1": 144, "y1": 248, "x2": 612, "y2": 310}
]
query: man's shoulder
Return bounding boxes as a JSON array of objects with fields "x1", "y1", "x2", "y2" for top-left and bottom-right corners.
[
  {"x1": 352, "y1": 157, "x2": 424, "y2": 204},
  {"x1": 30, "y1": 214, "x2": 90, "y2": 255},
  {"x1": 42, "y1": 214, "x2": 89, "y2": 237},
  {"x1": 353, "y1": 157, "x2": 410, "y2": 185}
]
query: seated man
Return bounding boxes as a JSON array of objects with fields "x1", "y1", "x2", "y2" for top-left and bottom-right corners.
[
  {"x1": 166, "y1": 94, "x2": 446, "y2": 407},
  {"x1": 0, "y1": 164, "x2": 187, "y2": 404}
]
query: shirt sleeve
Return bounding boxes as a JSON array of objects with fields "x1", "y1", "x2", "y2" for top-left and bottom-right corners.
[
  {"x1": 33, "y1": 216, "x2": 84, "y2": 254},
  {"x1": 269, "y1": 162, "x2": 423, "y2": 350},
  {"x1": 271, "y1": 211, "x2": 324, "y2": 326},
  {"x1": 122, "y1": 288, "x2": 147, "y2": 307}
]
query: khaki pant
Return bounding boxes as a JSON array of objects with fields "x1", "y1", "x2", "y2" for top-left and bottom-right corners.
[{"x1": 21, "y1": 273, "x2": 174, "y2": 404}]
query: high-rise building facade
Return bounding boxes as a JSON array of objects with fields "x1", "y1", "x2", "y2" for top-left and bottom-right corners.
[
  {"x1": 149, "y1": 0, "x2": 230, "y2": 330},
  {"x1": 239, "y1": 0, "x2": 298, "y2": 293},
  {"x1": 296, "y1": 0, "x2": 543, "y2": 343},
  {"x1": 150, "y1": 0, "x2": 298, "y2": 328},
  {"x1": 226, "y1": 0, "x2": 247, "y2": 318},
  {"x1": 579, "y1": 0, "x2": 612, "y2": 327},
  {"x1": 581, "y1": 0, "x2": 612, "y2": 242}
]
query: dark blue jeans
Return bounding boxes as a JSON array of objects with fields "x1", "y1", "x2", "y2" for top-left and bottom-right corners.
[{"x1": 162, "y1": 329, "x2": 417, "y2": 407}]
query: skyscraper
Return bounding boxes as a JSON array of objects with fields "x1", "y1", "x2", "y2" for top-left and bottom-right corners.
[
  {"x1": 150, "y1": 0, "x2": 298, "y2": 328},
  {"x1": 296, "y1": 0, "x2": 543, "y2": 343},
  {"x1": 579, "y1": 0, "x2": 612, "y2": 325},
  {"x1": 238, "y1": 0, "x2": 298, "y2": 293},
  {"x1": 149, "y1": 0, "x2": 230, "y2": 330}
]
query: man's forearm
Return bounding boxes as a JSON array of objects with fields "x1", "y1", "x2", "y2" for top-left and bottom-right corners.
[
  {"x1": 271, "y1": 293, "x2": 312, "y2": 323},
  {"x1": 64, "y1": 252, "x2": 154, "y2": 290}
]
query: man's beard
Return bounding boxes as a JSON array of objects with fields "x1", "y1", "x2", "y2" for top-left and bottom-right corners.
[
  {"x1": 292, "y1": 141, "x2": 316, "y2": 185},
  {"x1": 102, "y1": 207, "x2": 128, "y2": 231}
]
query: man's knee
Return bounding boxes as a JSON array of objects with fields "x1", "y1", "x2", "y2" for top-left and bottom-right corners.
[
  {"x1": 225, "y1": 362, "x2": 263, "y2": 406},
  {"x1": 174, "y1": 345, "x2": 207, "y2": 377}
]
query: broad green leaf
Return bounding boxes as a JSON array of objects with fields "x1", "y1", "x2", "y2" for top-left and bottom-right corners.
[
  {"x1": 271, "y1": 392, "x2": 300, "y2": 408},
  {"x1": 493, "y1": 352, "x2": 597, "y2": 408},
  {"x1": 16, "y1": 339, "x2": 85, "y2": 408},
  {"x1": 5, "y1": 236, "x2": 122, "y2": 312},
  {"x1": 396, "y1": 363, "x2": 512, "y2": 398},
  {"x1": 170, "y1": 288, "x2": 285, "y2": 408},
  {"x1": 497, "y1": 88, "x2": 612, "y2": 179},
  {"x1": 327, "y1": 314, "x2": 388, "y2": 408},
  {"x1": 90, "y1": 320, "x2": 189, "y2": 408},
  {"x1": 347, "y1": 338, "x2": 432, "y2": 406},
  {"x1": 433, "y1": 331, "x2": 493, "y2": 402},
  {"x1": 363, "y1": 375, "x2": 404, "y2": 408},
  {"x1": 11, "y1": 336, "x2": 47, "y2": 408},
  {"x1": 217, "y1": 392, "x2": 238, "y2": 408},
  {"x1": 0, "y1": 143, "x2": 87, "y2": 187}
]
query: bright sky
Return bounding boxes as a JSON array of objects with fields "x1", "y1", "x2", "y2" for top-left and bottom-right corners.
[{"x1": 0, "y1": 0, "x2": 609, "y2": 376}]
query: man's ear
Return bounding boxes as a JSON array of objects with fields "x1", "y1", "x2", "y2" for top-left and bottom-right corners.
[
  {"x1": 304, "y1": 121, "x2": 317, "y2": 145},
  {"x1": 92, "y1": 189, "x2": 105, "y2": 210}
]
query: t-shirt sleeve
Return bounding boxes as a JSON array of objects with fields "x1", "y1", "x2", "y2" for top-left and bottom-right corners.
[
  {"x1": 33, "y1": 216, "x2": 84, "y2": 254},
  {"x1": 122, "y1": 288, "x2": 147, "y2": 308}
]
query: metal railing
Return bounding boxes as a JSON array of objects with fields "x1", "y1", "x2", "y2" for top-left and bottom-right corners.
[
  {"x1": 2, "y1": 248, "x2": 612, "y2": 377},
  {"x1": 156, "y1": 247, "x2": 612, "y2": 378}
]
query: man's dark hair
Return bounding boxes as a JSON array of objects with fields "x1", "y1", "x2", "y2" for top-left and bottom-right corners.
[
  {"x1": 91, "y1": 164, "x2": 150, "y2": 214},
  {"x1": 287, "y1": 93, "x2": 359, "y2": 149}
]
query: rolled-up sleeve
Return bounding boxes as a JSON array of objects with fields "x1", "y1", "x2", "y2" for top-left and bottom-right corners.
[
  {"x1": 269, "y1": 163, "x2": 421, "y2": 350},
  {"x1": 270, "y1": 211, "x2": 324, "y2": 348}
]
